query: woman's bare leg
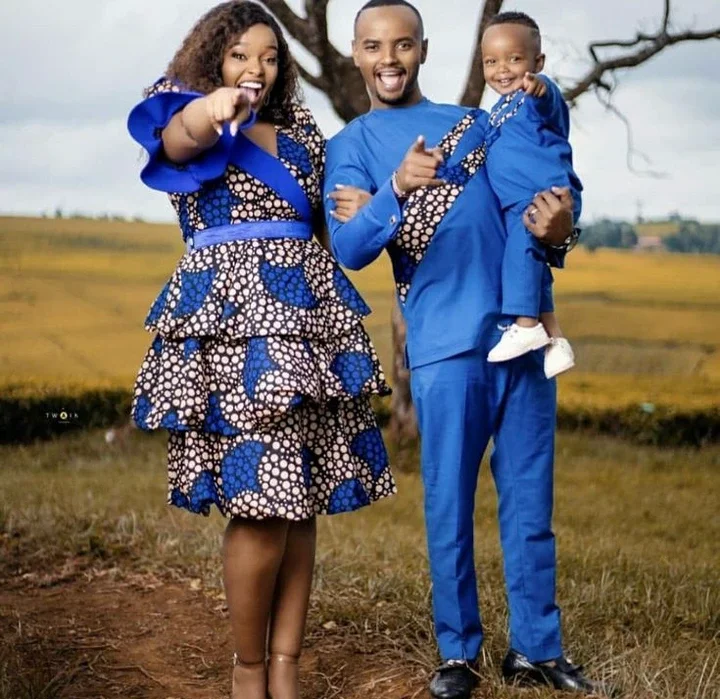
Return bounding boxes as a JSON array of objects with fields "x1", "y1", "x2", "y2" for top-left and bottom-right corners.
[
  {"x1": 224, "y1": 517, "x2": 289, "y2": 699},
  {"x1": 267, "y1": 517, "x2": 317, "y2": 699}
]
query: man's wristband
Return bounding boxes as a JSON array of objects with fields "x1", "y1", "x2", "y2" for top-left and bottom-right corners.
[
  {"x1": 391, "y1": 171, "x2": 409, "y2": 200},
  {"x1": 548, "y1": 227, "x2": 581, "y2": 252}
]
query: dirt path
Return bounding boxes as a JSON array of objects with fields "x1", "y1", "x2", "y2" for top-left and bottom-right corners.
[{"x1": 0, "y1": 544, "x2": 425, "y2": 699}]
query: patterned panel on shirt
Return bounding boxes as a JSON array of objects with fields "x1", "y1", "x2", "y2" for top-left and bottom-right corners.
[
  {"x1": 484, "y1": 90, "x2": 527, "y2": 150},
  {"x1": 387, "y1": 111, "x2": 488, "y2": 302}
]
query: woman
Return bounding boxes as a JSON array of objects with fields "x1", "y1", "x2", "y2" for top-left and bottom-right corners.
[{"x1": 127, "y1": 3, "x2": 395, "y2": 697}]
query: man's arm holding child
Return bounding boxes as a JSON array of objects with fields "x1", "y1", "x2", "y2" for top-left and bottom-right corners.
[{"x1": 325, "y1": 134, "x2": 445, "y2": 270}]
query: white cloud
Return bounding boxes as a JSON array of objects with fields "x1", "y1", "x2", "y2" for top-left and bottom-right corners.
[{"x1": 0, "y1": 0, "x2": 718, "y2": 222}]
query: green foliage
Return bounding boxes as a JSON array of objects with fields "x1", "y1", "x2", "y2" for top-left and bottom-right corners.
[
  {"x1": 3, "y1": 387, "x2": 719, "y2": 447},
  {"x1": 665, "y1": 220, "x2": 720, "y2": 254},
  {"x1": 582, "y1": 217, "x2": 720, "y2": 254},
  {"x1": 581, "y1": 218, "x2": 638, "y2": 251}
]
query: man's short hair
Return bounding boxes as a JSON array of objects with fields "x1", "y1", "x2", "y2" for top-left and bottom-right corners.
[
  {"x1": 486, "y1": 11, "x2": 541, "y2": 50},
  {"x1": 354, "y1": 0, "x2": 425, "y2": 38}
]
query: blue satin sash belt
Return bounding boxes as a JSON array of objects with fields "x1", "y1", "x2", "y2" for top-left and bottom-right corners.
[{"x1": 186, "y1": 221, "x2": 313, "y2": 251}]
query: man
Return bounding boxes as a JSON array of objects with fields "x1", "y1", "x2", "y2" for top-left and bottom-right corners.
[{"x1": 324, "y1": 2, "x2": 605, "y2": 698}]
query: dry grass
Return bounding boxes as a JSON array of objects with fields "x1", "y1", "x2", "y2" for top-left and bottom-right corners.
[
  {"x1": 555, "y1": 372, "x2": 720, "y2": 410},
  {"x1": 2, "y1": 217, "x2": 720, "y2": 404},
  {"x1": 1, "y1": 428, "x2": 718, "y2": 698},
  {"x1": 2, "y1": 219, "x2": 718, "y2": 696}
]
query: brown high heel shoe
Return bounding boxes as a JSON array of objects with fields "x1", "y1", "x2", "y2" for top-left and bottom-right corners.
[
  {"x1": 232, "y1": 653, "x2": 268, "y2": 699},
  {"x1": 267, "y1": 652, "x2": 300, "y2": 699}
]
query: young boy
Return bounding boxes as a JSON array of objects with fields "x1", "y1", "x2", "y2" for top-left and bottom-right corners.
[{"x1": 482, "y1": 11, "x2": 582, "y2": 378}]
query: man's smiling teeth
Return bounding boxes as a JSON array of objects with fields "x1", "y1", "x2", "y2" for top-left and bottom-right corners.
[{"x1": 377, "y1": 71, "x2": 404, "y2": 90}]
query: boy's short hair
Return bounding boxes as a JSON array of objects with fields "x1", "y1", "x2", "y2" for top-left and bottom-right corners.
[
  {"x1": 354, "y1": 0, "x2": 425, "y2": 38},
  {"x1": 486, "y1": 11, "x2": 541, "y2": 51}
]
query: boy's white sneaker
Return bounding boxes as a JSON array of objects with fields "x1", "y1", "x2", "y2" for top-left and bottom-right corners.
[
  {"x1": 488, "y1": 323, "x2": 551, "y2": 362},
  {"x1": 544, "y1": 337, "x2": 575, "y2": 378}
]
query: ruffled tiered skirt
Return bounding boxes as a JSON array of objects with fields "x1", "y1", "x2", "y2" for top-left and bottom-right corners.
[{"x1": 132, "y1": 237, "x2": 395, "y2": 519}]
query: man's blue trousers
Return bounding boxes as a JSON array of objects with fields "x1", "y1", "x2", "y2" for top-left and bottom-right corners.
[{"x1": 410, "y1": 344, "x2": 562, "y2": 663}]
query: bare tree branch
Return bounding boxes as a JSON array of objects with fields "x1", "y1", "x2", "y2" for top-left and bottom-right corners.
[
  {"x1": 459, "y1": 0, "x2": 505, "y2": 107},
  {"x1": 563, "y1": 3, "x2": 720, "y2": 104},
  {"x1": 259, "y1": 0, "x2": 369, "y2": 121},
  {"x1": 662, "y1": 0, "x2": 671, "y2": 30},
  {"x1": 555, "y1": 0, "x2": 717, "y2": 178},
  {"x1": 595, "y1": 85, "x2": 668, "y2": 179},
  {"x1": 305, "y1": 0, "x2": 344, "y2": 81},
  {"x1": 295, "y1": 61, "x2": 330, "y2": 92},
  {"x1": 305, "y1": 0, "x2": 333, "y2": 58},
  {"x1": 305, "y1": 0, "x2": 331, "y2": 36},
  {"x1": 261, "y1": 0, "x2": 313, "y2": 51}
]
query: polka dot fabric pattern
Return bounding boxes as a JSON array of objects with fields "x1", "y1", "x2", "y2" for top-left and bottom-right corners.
[
  {"x1": 277, "y1": 132, "x2": 313, "y2": 176},
  {"x1": 197, "y1": 178, "x2": 244, "y2": 228},
  {"x1": 387, "y1": 111, "x2": 488, "y2": 303},
  {"x1": 132, "y1": 323, "x2": 388, "y2": 434},
  {"x1": 166, "y1": 398, "x2": 395, "y2": 520},
  {"x1": 130, "y1": 82, "x2": 394, "y2": 520},
  {"x1": 141, "y1": 238, "x2": 371, "y2": 341}
]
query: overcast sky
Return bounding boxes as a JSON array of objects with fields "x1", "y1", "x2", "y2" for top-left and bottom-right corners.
[{"x1": 1, "y1": 0, "x2": 718, "y2": 224}]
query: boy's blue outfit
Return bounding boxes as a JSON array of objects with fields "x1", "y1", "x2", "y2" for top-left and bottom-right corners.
[
  {"x1": 486, "y1": 78, "x2": 582, "y2": 318},
  {"x1": 324, "y1": 96, "x2": 574, "y2": 664}
]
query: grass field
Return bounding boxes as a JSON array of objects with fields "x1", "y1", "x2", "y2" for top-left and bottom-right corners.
[
  {"x1": 2, "y1": 215, "x2": 720, "y2": 405},
  {"x1": 1, "y1": 428, "x2": 718, "y2": 698},
  {"x1": 1, "y1": 219, "x2": 719, "y2": 696}
]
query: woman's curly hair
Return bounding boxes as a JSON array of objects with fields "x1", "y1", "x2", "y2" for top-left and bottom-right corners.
[{"x1": 165, "y1": 1, "x2": 301, "y2": 125}]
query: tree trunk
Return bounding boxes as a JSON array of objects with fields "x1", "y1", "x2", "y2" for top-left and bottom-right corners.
[{"x1": 388, "y1": 298, "x2": 417, "y2": 446}]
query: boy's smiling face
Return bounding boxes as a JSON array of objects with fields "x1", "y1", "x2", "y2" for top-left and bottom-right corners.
[{"x1": 481, "y1": 23, "x2": 545, "y2": 95}]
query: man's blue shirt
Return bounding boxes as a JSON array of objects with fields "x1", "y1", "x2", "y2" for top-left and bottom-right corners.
[{"x1": 324, "y1": 98, "x2": 561, "y2": 369}]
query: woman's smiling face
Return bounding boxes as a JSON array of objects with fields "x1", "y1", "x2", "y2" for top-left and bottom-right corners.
[{"x1": 221, "y1": 23, "x2": 279, "y2": 108}]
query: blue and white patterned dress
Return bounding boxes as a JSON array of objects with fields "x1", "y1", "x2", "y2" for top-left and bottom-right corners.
[{"x1": 127, "y1": 78, "x2": 395, "y2": 520}]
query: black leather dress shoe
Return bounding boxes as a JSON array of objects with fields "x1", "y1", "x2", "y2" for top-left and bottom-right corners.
[
  {"x1": 429, "y1": 661, "x2": 479, "y2": 699},
  {"x1": 502, "y1": 649, "x2": 616, "y2": 695}
]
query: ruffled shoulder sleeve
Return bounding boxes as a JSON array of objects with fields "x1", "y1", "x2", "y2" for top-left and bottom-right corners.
[{"x1": 127, "y1": 77, "x2": 253, "y2": 193}]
